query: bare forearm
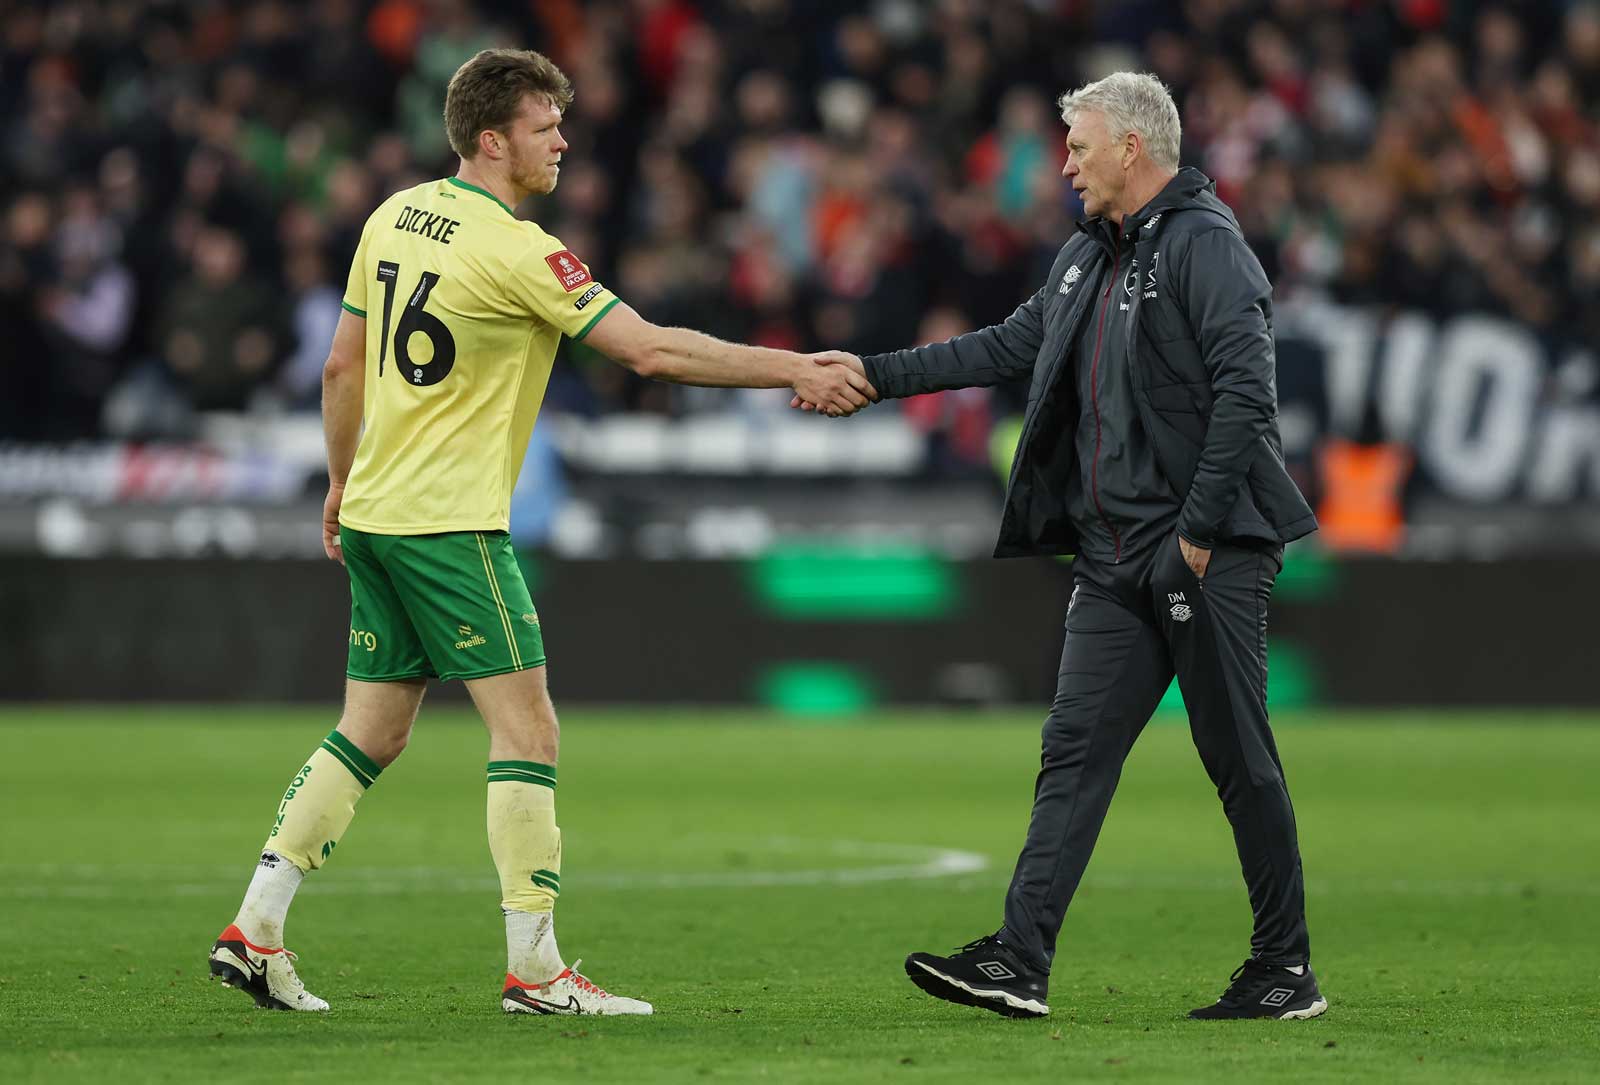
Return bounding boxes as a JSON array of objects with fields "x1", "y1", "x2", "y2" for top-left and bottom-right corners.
[
  {"x1": 321, "y1": 364, "x2": 364, "y2": 485},
  {"x1": 642, "y1": 326, "x2": 805, "y2": 388}
]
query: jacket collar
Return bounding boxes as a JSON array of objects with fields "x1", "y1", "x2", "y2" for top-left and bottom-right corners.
[
  {"x1": 1074, "y1": 166, "x2": 1217, "y2": 248},
  {"x1": 1126, "y1": 166, "x2": 1214, "y2": 230}
]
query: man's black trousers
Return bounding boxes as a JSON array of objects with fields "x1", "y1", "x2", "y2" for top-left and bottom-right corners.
[{"x1": 1000, "y1": 534, "x2": 1311, "y2": 971}]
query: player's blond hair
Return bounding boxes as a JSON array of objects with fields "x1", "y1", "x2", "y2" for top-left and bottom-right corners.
[
  {"x1": 445, "y1": 49, "x2": 574, "y2": 160},
  {"x1": 1057, "y1": 72, "x2": 1181, "y2": 173}
]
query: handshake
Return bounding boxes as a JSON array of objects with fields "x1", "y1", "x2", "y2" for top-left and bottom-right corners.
[{"x1": 789, "y1": 351, "x2": 877, "y2": 418}]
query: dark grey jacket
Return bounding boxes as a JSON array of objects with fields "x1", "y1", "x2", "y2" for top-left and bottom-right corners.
[{"x1": 862, "y1": 168, "x2": 1317, "y2": 558}]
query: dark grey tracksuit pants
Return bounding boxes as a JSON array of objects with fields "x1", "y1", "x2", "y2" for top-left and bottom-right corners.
[{"x1": 1000, "y1": 533, "x2": 1310, "y2": 971}]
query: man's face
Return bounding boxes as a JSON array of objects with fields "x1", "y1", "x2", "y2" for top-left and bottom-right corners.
[
  {"x1": 502, "y1": 95, "x2": 568, "y2": 197},
  {"x1": 1062, "y1": 110, "x2": 1127, "y2": 220}
]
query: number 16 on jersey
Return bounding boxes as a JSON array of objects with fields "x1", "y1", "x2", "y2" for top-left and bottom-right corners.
[{"x1": 375, "y1": 260, "x2": 458, "y2": 386}]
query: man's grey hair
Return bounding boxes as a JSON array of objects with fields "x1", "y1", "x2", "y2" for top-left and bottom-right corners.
[{"x1": 1057, "y1": 72, "x2": 1181, "y2": 173}]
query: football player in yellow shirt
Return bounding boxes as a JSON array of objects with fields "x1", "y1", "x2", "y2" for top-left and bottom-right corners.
[{"x1": 209, "y1": 48, "x2": 875, "y2": 1017}]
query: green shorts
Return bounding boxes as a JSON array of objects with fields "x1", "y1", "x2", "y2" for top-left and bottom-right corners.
[{"x1": 341, "y1": 527, "x2": 546, "y2": 682}]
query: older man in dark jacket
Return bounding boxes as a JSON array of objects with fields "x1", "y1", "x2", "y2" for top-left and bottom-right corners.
[{"x1": 813, "y1": 73, "x2": 1327, "y2": 1022}]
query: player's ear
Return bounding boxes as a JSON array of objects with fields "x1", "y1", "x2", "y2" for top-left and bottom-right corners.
[{"x1": 479, "y1": 127, "x2": 503, "y2": 161}]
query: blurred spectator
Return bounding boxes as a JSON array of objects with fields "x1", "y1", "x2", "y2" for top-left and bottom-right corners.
[
  {"x1": 278, "y1": 245, "x2": 343, "y2": 408},
  {"x1": 36, "y1": 184, "x2": 136, "y2": 436},
  {"x1": 0, "y1": 0, "x2": 1597, "y2": 453},
  {"x1": 157, "y1": 225, "x2": 280, "y2": 412}
]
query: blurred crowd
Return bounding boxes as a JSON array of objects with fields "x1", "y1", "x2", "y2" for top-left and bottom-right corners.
[{"x1": 3, "y1": 0, "x2": 1598, "y2": 460}]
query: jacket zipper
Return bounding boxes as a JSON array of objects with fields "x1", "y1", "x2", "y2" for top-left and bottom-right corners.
[{"x1": 1088, "y1": 248, "x2": 1123, "y2": 562}]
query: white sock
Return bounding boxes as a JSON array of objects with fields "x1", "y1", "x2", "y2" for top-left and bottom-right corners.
[
  {"x1": 505, "y1": 909, "x2": 563, "y2": 983},
  {"x1": 234, "y1": 850, "x2": 304, "y2": 948}
]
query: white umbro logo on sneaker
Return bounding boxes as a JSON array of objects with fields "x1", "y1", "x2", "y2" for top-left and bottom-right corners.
[
  {"x1": 976, "y1": 960, "x2": 1017, "y2": 981},
  {"x1": 1260, "y1": 987, "x2": 1295, "y2": 1007}
]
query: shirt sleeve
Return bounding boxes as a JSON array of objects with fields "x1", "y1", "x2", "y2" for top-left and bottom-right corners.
[
  {"x1": 340, "y1": 220, "x2": 371, "y2": 317},
  {"x1": 505, "y1": 236, "x2": 620, "y2": 341}
]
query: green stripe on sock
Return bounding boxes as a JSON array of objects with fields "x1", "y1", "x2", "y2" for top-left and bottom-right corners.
[
  {"x1": 320, "y1": 739, "x2": 376, "y2": 789},
  {"x1": 531, "y1": 870, "x2": 561, "y2": 893},
  {"x1": 486, "y1": 767, "x2": 556, "y2": 782},
  {"x1": 487, "y1": 760, "x2": 556, "y2": 778},
  {"x1": 320, "y1": 740, "x2": 374, "y2": 789},
  {"x1": 486, "y1": 760, "x2": 556, "y2": 788},
  {"x1": 487, "y1": 773, "x2": 556, "y2": 788},
  {"x1": 324, "y1": 730, "x2": 382, "y2": 782}
]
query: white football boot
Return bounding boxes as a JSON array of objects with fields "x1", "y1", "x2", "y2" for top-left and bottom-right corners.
[
  {"x1": 502, "y1": 960, "x2": 653, "y2": 1016},
  {"x1": 209, "y1": 924, "x2": 329, "y2": 1011}
]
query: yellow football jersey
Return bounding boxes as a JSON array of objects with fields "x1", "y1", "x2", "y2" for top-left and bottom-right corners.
[{"x1": 336, "y1": 177, "x2": 618, "y2": 535}]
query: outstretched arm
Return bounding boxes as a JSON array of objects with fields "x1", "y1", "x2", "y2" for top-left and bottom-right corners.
[
  {"x1": 581, "y1": 301, "x2": 877, "y2": 416},
  {"x1": 859, "y1": 284, "x2": 1048, "y2": 401}
]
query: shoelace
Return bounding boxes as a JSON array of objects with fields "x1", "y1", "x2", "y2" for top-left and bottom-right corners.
[
  {"x1": 955, "y1": 935, "x2": 1000, "y2": 954},
  {"x1": 563, "y1": 959, "x2": 610, "y2": 998},
  {"x1": 274, "y1": 947, "x2": 308, "y2": 997},
  {"x1": 1218, "y1": 958, "x2": 1279, "y2": 1003}
]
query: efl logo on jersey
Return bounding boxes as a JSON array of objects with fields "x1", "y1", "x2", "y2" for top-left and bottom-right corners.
[{"x1": 545, "y1": 249, "x2": 593, "y2": 292}]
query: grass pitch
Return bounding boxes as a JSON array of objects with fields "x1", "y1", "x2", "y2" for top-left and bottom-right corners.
[{"x1": 1, "y1": 706, "x2": 1597, "y2": 1083}]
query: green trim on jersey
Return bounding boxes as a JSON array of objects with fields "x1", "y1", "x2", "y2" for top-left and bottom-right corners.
[
  {"x1": 573, "y1": 297, "x2": 621, "y2": 341},
  {"x1": 340, "y1": 300, "x2": 366, "y2": 317},
  {"x1": 447, "y1": 176, "x2": 514, "y2": 217},
  {"x1": 341, "y1": 526, "x2": 546, "y2": 682}
]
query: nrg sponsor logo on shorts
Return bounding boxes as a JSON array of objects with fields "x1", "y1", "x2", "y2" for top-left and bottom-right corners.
[{"x1": 349, "y1": 629, "x2": 378, "y2": 652}]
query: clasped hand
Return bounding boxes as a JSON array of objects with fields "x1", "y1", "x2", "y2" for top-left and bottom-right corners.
[{"x1": 790, "y1": 351, "x2": 876, "y2": 417}]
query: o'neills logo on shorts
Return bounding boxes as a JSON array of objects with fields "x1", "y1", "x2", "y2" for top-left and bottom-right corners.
[{"x1": 545, "y1": 249, "x2": 592, "y2": 291}]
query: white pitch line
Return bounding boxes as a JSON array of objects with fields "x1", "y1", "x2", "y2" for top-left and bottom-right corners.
[
  {"x1": 0, "y1": 839, "x2": 989, "y2": 900},
  {"x1": 4, "y1": 853, "x2": 1595, "y2": 901}
]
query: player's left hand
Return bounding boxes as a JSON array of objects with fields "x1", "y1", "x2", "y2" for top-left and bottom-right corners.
[
  {"x1": 1179, "y1": 536, "x2": 1211, "y2": 579},
  {"x1": 323, "y1": 482, "x2": 345, "y2": 564}
]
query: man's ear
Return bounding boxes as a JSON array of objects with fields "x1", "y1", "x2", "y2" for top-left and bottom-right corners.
[
  {"x1": 478, "y1": 128, "x2": 503, "y2": 161},
  {"x1": 1123, "y1": 129, "x2": 1143, "y2": 169}
]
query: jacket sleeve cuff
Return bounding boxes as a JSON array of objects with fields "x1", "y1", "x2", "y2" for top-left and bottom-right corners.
[
  {"x1": 860, "y1": 354, "x2": 895, "y2": 400},
  {"x1": 1177, "y1": 525, "x2": 1214, "y2": 549}
]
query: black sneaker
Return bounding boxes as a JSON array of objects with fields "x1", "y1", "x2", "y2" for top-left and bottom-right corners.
[
  {"x1": 904, "y1": 934, "x2": 1049, "y2": 1018},
  {"x1": 1188, "y1": 958, "x2": 1329, "y2": 1020}
]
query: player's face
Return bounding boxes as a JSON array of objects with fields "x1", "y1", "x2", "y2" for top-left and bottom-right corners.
[
  {"x1": 504, "y1": 95, "x2": 568, "y2": 197},
  {"x1": 1062, "y1": 110, "x2": 1126, "y2": 221}
]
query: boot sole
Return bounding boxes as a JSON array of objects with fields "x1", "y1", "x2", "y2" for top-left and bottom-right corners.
[
  {"x1": 1279, "y1": 997, "x2": 1329, "y2": 1020},
  {"x1": 905, "y1": 958, "x2": 1049, "y2": 1018},
  {"x1": 208, "y1": 945, "x2": 323, "y2": 1012}
]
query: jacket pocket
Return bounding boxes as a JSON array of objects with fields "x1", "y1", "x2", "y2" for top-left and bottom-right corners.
[{"x1": 1139, "y1": 401, "x2": 1201, "y2": 498}]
